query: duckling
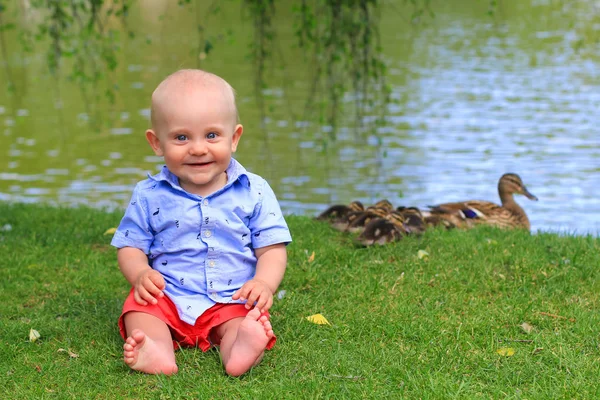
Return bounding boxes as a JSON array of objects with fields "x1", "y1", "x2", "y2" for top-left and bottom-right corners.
[
  {"x1": 356, "y1": 212, "x2": 407, "y2": 246},
  {"x1": 372, "y1": 199, "x2": 394, "y2": 211},
  {"x1": 423, "y1": 173, "x2": 538, "y2": 230},
  {"x1": 344, "y1": 199, "x2": 395, "y2": 233},
  {"x1": 395, "y1": 206, "x2": 427, "y2": 235},
  {"x1": 346, "y1": 205, "x2": 392, "y2": 234},
  {"x1": 423, "y1": 214, "x2": 456, "y2": 230},
  {"x1": 316, "y1": 200, "x2": 365, "y2": 230},
  {"x1": 316, "y1": 200, "x2": 364, "y2": 221}
]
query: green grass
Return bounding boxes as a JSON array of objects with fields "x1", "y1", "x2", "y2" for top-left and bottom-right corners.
[{"x1": 1, "y1": 202, "x2": 600, "y2": 399}]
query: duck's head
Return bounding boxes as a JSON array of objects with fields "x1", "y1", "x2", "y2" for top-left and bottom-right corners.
[
  {"x1": 499, "y1": 173, "x2": 538, "y2": 201},
  {"x1": 357, "y1": 218, "x2": 404, "y2": 246},
  {"x1": 396, "y1": 206, "x2": 424, "y2": 218},
  {"x1": 364, "y1": 205, "x2": 392, "y2": 218},
  {"x1": 349, "y1": 200, "x2": 365, "y2": 212},
  {"x1": 373, "y1": 199, "x2": 394, "y2": 211},
  {"x1": 385, "y1": 210, "x2": 407, "y2": 228}
]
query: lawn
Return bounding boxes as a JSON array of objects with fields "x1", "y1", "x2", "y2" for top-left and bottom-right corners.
[{"x1": 1, "y1": 202, "x2": 599, "y2": 399}]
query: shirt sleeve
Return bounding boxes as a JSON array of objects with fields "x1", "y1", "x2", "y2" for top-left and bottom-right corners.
[
  {"x1": 110, "y1": 184, "x2": 154, "y2": 253},
  {"x1": 249, "y1": 180, "x2": 292, "y2": 249}
]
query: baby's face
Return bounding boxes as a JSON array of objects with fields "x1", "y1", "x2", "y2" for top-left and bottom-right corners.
[{"x1": 147, "y1": 85, "x2": 242, "y2": 196}]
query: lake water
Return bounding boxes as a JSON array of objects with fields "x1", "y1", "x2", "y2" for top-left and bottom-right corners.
[{"x1": 0, "y1": 1, "x2": 599, "y2": 235}]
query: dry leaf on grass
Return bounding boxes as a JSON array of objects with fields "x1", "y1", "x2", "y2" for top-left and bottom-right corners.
[
  {"x1": 520, "y1": 322, "x2": 533, "y2": 334},
  {"x1": 417, "y1": 250, "x2": 429, "y2": 260},
  {"x1": 29, "y1": 329, "x2": 40, "y2": 342},
  {"x1": 103, "y1": 227, "x2": 117, "y2": 235},
  {"x1": 539, "y1": 311, "x2": 575, "y2": 322},
  {"x1": 307, "y1": 251, "x2": 315, "y2": 263},
  {"x1": 496, "y1": 347, "x2": 515, "y2": 357},
  {"x1": 58, "y1": 348, "x2": 79, "y2": 358},
  {"x1": 306, "y1": 313, "x2": 331, "y2": 325}
]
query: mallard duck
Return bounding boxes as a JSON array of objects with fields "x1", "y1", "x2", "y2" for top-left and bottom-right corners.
[
  {"x1": 373, "y1": 199, "x2": 394, "y2": 211},
  {"x1": 316, "y1": 200, "x2": 365, "y2": 230},
  {"x1": 346, "y1": 201, "x2": 394, "y2": 234},
  {"x1": 356, "y1": 212, "x2": 407, "y2": 246},
  {"x1": 395, "y1": 206, "x2": 427, "y2": 235},
  {"x1": 423, "y1": 214, "x2": 456, "y2": 230},
  {"x1": 422, "y1": 173, "x2": 538, "y2": 230}
]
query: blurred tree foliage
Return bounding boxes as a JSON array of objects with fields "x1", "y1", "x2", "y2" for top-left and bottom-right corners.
[{"x1": 0, "y1": 0, "x2": 434, "y2": 135}]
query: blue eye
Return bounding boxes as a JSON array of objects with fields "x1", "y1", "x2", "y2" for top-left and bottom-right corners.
[
  {"x1": 176, "y1": 135, "x2": 187, "y2": 141},
  {"x1": 207, "y1": 132, "x2": 217, "y2": 139}
]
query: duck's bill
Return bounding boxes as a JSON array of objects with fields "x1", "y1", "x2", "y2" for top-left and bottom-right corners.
[{"x1": 523, "y1": 187, "x2": 538, "y2": 201}]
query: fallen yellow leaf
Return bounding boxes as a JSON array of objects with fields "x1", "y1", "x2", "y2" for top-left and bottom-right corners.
[
  {"x1": 307, "y1": 251, "x2": 315, "y2": 263},
  {"x1": 103, "y1": 227, "x2": 117, "y2": 236},
  {"x1": 306, "y1": 313, "x2": 330, "y2": 325},
  {"x1": 496, "y1": 347, "x2": 515, "y2": 357},
  {"x1": 417, "y1": 250, "x2": 429, "y2": 260},
  {"x1": 29, "y1": 329, "x2": 41, "y2": 342}
]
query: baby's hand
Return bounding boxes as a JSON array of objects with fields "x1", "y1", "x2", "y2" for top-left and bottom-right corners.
[
  {"x1": 133, "y1": 269, "x2": 165, "y2": 306},
  {"x1": 232, "y1": 279, "x2": 273, "y2": 312}
]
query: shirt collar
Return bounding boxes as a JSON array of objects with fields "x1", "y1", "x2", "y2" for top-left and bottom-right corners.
[
  {"x1": 225, "y1": 158, "x2": 251, "y2": 188},
  {"x1": 148, "y1": 166, "x2": 179, "y2": 187},
  {"x1": 148, "y1": 158, "x2": 251, "y2": 192}
]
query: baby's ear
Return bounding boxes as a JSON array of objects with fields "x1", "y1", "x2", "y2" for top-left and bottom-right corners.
[
  {"x1": 231, "y1": 124, "x2": 244, "y2": 152},
  {"x1": 145, "y1": 130, "x2": 164, "y2": 156}
]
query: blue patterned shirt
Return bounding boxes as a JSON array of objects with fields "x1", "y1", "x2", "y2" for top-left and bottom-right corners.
[{"x1": 111, "y1": 158, "x2": 292, "y2": 325}]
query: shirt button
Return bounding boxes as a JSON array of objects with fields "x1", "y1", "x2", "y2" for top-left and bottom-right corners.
[
  {"x1": 209, "y1": 260, "x2": 216, "y2": 267},
  {"x1": 203, "y1": 199, "x2": 209, "y2": 206},
  {"x1": 204, "y1": 230, "x2": 212, "y2": 238}
]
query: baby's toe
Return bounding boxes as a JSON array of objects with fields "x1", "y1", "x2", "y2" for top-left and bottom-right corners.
[
  {"x1": 247, "y1": 308, "x2": 261, "y2": 320},
  {"x1": 263, "y1": 320, "x2": 272, "y2": 331}
]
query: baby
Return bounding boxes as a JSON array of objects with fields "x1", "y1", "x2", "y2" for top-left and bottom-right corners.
[{"x1": 111, "y1": 69, "x2": 291, "y2": 376}]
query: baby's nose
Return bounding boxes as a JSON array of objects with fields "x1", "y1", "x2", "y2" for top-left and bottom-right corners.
[{"x1": 189, "y1": 140, "x2": 208, "y2": 155}]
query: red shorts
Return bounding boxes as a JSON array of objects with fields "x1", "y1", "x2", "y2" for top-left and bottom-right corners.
[{"x1": 118, "y1": 289, "x2": 276, "y2": 351}]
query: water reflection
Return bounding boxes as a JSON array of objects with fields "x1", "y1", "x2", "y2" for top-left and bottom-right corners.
[{"x1": 0, "y1": 1, "x2": 599, "y2": 235}]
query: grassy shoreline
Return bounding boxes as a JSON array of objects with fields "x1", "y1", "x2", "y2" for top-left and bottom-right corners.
[{"x1": 1, "y1": 202, "x2": 599, "y2": 398}]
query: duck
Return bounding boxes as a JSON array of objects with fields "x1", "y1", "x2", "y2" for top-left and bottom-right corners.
[
  {"x1": 345, "y1": 199, "x2": 395, "y2": 234},
  {"x1": 316, "y1": 200, "x2": 365, "y2": 230},
  {"x1": 372, "y1": 199, "x2": 394, "y2": 211},
  {"x1": 422, "y1": 214, "x2": 456, "y2": 230},
  {"x1": 422, "y1": 173, "x2": 538, "y2": 230},
  {"x1": 356, "y1": 211, "x2": 408, "y2": 246},
  {"x1": 395, "y1": 206, "x2": 427, "y2": 235}
]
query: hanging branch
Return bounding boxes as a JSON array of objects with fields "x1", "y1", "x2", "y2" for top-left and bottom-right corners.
[
  {"x1": 294, "y1": 0, "x2": 389, "y2": 142},
  {"x1": 244, "y1": 0, "x2": 275, "y2": 124},
  {"x1": 243, "y1": 0, "x2": 276, "y2": 162},
  {"x1": 0, "y1": 1, "x2": 16, "y2": 91},
  {"x1": 8, "y1": 0, "x2": 415, "y2": 138},
  {"x1": 13, "y1": 0, "x2": 133, "y2": 121}
]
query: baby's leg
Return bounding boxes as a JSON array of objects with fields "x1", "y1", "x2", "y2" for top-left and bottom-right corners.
[
  {"x1": 123, "y1": 311, "x2": 178, "y2": 375},
  {"x1": 213, "y1": 308, "x2": 274, "y2": 377}
]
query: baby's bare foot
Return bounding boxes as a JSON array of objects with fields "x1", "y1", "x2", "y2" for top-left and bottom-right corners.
[
  {"x1": 225, "y1": 308, "x2": 274, "y2": 376},
  {"x1": 123, "y1": 329, "x2": 178, "y2": 375}
]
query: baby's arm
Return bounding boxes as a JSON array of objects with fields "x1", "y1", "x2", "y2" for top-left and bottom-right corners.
[
  {"x1": 232, "y1": 243, "x2": 287, "y2": 312},
  {"x1": 118, "y1": 247, "x2": 165, "y2": 306}
]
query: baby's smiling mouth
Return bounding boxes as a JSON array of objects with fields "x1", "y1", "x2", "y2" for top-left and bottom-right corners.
[{"x1": 186, "y1": 161, "x2": 213, "y2": 167}]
